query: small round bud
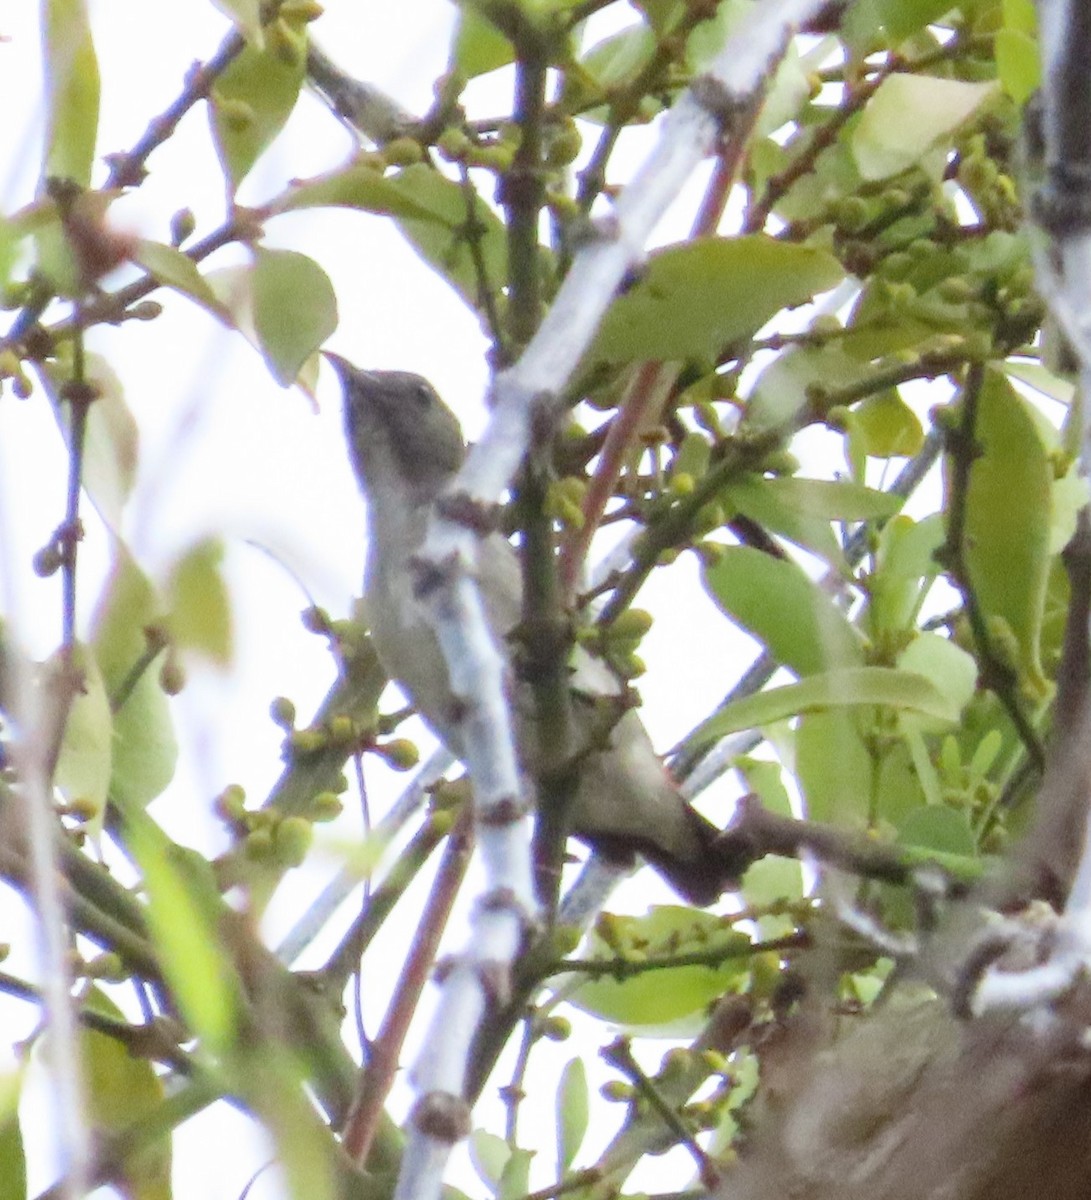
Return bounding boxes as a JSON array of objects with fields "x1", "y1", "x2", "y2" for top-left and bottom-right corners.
[
  {"x1": 311, "y1": 792, "x2": 344, "y2": 822},
  {"x1": 301, "y1": 605, "x2": 330, "y2": 634},
  {"x1": 694, "y1": 502, "x2": 725, "y2": 536},
  {"x1": 275, "y1": 815, "x2": 313, "y2": 867},
  {"x1": 267, "y1": 18, "x2": 305, "y2": 67},
  {"x1": 243, "y1": 827, "x2": 274, "y2": 861},
  {"x1": 384, "y1": 137, "x2": 424, "y2": 166},
  {"x1": 169, "y1": 208, "x2": 196, "y2": 246},
  {"x1": 65, "y1": 796, "x2": 101, "y2": 823},
  {"x1": 87, "y1": 952, "x2": 125, "y2": 980},
  {"x1": 937, "y1": 277, "x2": 975, "y2": 304},
  {"x1": 128, "y1": 300, "x2": 163, "y2": 321},
  {"x1": 214, "y1": 783, "x2": 247, "y2": 822},
  {"x1": 611, "y1": 608, "x2": 654, "y2": 639},
  {"x1": 270, "y1": 696, "x2": 296, "y2": 729},
  {"x1": 289, "y1": 728, "x2": 326, "y2": 757},
  {"x1": 811, "y1": 314, "x2": 842, "y2": 338},
  {"x1": 159, "y1": 654, "x2": 186, "y2": 695},
  {"x1": 216, "y1": 96, "x2": 256, "y2": 132},
  {"x1": 831, "y1": 196, "x2": 869, "y2": 233},
  {"x1": 326, "y1": 714, "x2": 356, "y2": 746},
  {"x1": 546, "y1": 122, "x2": 582, "y2": 167},
  {"x1": 437, "y1": 129, "x2": 471, "y2": 162},
  {"x1": 33, "y1": 544, "x2": 63, "y2": 577},
  {"x1": 540, "y1": 1015, "x2": 571, "y2": 1041},
  {"x1": 693, "y1": 540, "x2": 725, "y2": 568},
  {"x1": 671, "y1": 471, "x2": 696, "y2": 496},
  {"x1": 280, "y1": 0, "x2": 324, "y2": 20},
  {"x1": 380, "y1": 737, "x2": 420, "y2": 771},
  {"x1": 602, "y1": 1081, "x2": 633, "y2": 1102}
]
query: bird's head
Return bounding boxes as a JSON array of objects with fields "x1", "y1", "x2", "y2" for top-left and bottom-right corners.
[{"x1": 327, "y1": 354, "x2": 466, "y2": 503}]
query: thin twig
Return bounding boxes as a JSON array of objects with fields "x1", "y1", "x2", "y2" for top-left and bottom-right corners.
[
  {"x1": 105, "y1": 30, "x2": 247, "y2": 189},
  {"x1": 342, "y1": 812, "x2": 473, "y2": 1166}
]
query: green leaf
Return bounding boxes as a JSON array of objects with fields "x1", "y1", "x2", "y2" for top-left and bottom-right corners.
[
  {"x1": 948, "y1": 368, "x2": 1052, "y2": 694},
  {"x1": 556, "y1": 1058, "x2": 588, "y2": 1175},
  {"x1": 48, "y1": 644, "x2": 112, "y2": 834},
  {"x1": 471, "y1": 1130, "x2": 513, "y2": 1197},
  {"x1": 580, "y1": 23, "x2": 654, "y2": 93},
  {"x1": 725, "y1": 479, "x2": 841, "y2": 566},
  {"x1": 166, "y1": 537, "x2": 234, "y2": 665},
  {"x1": 592, "y1": 236, "x2": 843, "y2": 366},
  {"x1": 0, "y1": 1074, "x2": 25, "y2": 1200},
  {"x1": 251, "y1": 247, "x2": 338, "y2": 386},
  {"x1": 853, "y1": 75, "x2": 997, "y2": 181},
  {"x1": 876, "y1": 0, "x2": 959, "y2": 40},
  {"x1": 897, "y1": 805, "x2": 976, "y2": 859},
  {"x1": 850, "y1": 390, "x2": 925, "y2": 458},
  {"x1": 275, "y1": 161, "x2": 444, "y2": 219},
  {"x1": 129, "y1": 822, "x2": 241, "y2": 1055},
  {"x1": 796, "y1": 707, "x2": 873, "y2": 824},
  {"x1": 995, "y1": 27, "x2": 1039, "y2": 103},
  {"x1": 452, "y1": 8, "x2": 514, "y2": 77},
  {"x1": 567, "y1": 908, "x2": 752, "y2": 1034},
  {"x1": 896, "y1": 633, "x2": 978, "y2": 730},
  {"x1": 79, "y1": 987, "x2": 170, "y2": 1200},
  {"x1": 499, "y1": 1146, "x2": 533, "y2": 1200},
  {"x1": 42, "y1": 0, "x2": 101, "y2": 186},
  {"x1": 41, "y1": 354, "x2": 139, "y2": 534},
  {"x1": 210, "y1": 17, "x2": 306, "y2": 191},
  {"x1": 91, "y1": 550, "x2": 178, "y2": 811},
  {"x1": 703, "y1": 546, "x2": 864, "y2": 676},
  {"x1": 760, "y1": 477, "x2": 904, "y2": 522},
  {"x1": 866, "y1": 514, "x2": 944, "y2": 636},
  {"x1": 391, "y1": 164, "x2": 511, "y2": 318},
  {"x1": 132, "y1": 239, "x2": 230, "y2": 321},
  {"x1": 693, "y1": 666, "x2": 964, "y2": 749}
]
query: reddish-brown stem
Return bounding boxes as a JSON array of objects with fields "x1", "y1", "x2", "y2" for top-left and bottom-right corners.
[
  {"x1": 558, "y1": 145, "x2": 744, "y2": 599},
  {"x1": 340, "y1": 813, "x2": 473, "y2": 1166}
]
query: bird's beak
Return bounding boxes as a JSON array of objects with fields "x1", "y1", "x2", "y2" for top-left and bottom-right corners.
[{"x1": 322, "y1": 350, "x2": 353, "y2": 381}]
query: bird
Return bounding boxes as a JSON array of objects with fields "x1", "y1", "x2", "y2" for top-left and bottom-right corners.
[{"x1": 329, "y1": 355, "x2": 739, "y2": 905}]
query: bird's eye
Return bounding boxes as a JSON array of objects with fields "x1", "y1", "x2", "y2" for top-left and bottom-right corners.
[{"x1": 412, "y1": 384, "x2": 432, "y2": 408}]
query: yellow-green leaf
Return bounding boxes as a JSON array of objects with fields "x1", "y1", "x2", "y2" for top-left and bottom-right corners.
[
  {"x1": 693, "y1": 666, "x2": 964, "y2": 750},
  {"x1": 703, "y1": 546, "x2": 864, "y2": 676},
  {"x1": 166, "y1": 537, "x2": 233, "y2": 666},
  {"x1": 556, "y1": 1058, "x2": 588, "y2": 1175},
  {"x1": 251, "y1": 247, "x2": 337, "y2": 386},
  {"x1": 947, "y1": 368, "x2": 1052, "y2": 695},
  {"x1": 850, "y1": 390, "x2": 925, "y2": 459},
  {"x1": 79, "y1": 987, "x2": 170, "y2": 1200},
  {"x1": 42, "y1": 0, "x2": 100, "y2": 186},
  {"x1": 593, "y1": 236, "x2": 843, "y2": 366},
  {"x1": 41, "y1": 355, "x2": 138, "y2": 534},
  {"x1": 853, "y1": 74, "x2": 997, "y2": 181},
  {"x1": 133, "y1": 239, "x2": 230, "y2": 322},
  {"x1": 129, "y1": 822, "x2": 241, "y2": 1055},
  {"x1": 49, "y1": 644, "x2": 112, "y2": 833},
  {"x1": 209, "y1": 16, "x2": 306, "y2": 191},
  {"x1": 91, "y1": 549, "x2": 178, "y2": 811},
  {"x1": 567, "y1": 908, "x2": 752, "y2": 1035}
]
